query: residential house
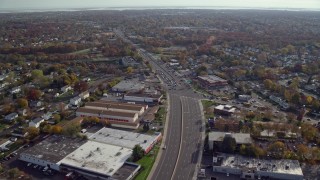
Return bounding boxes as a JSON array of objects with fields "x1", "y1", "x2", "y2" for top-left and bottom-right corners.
[
  {"x1": 29, "y1": 117, "x2": 45, "y2": 128},
  {"x1": 214, "y1": 105, "x2": 236, "y2": 116},
  {"x1": 10, "y1": 86, "x2": 21, "y2": 94},
  {"x1": 61, "y1": 85, "x2": 72, "y2": 93},
  {"x1": 0, "y1": 74, "x2": 8, "y2": 81},
  {"x1": 42, "y1": 112, "x2": 52, "y2": 120},
  {"x1": 11, "y1": 127, "x2": 28, "y2": 138},
  {"x1": 18, "y1": 109, "x2": 28, "y2": 116},
  {"x1": 70, "y1": 96, "x2": 82, "y2": 106},
  {"x1": 79, "y1": 91, "x2": 90, "y2": 100},
  {"x1": 30, "y1": 101, "x2": 43, "y2": 108},
  {"x1": 4, "y1": 113, "x2": 18, "y2": 122},
  {"x1": 0, "y1": 139, "x2": 13, "y2": 151}
]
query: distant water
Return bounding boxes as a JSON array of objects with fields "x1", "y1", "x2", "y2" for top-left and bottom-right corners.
[{"x1": 1, "y1": 6, "x2": 320, "y2": 13}]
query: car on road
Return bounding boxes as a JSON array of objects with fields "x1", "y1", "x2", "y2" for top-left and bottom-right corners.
[{"x1": 162, "y1": 145, "x2": 167, "y2": 150}]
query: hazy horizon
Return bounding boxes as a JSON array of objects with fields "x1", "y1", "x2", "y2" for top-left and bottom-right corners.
[{"x1": 0, "y1": 0, "x2": 320, "y2": 12}]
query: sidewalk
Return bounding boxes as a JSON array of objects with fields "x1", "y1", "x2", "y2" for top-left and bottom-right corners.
[
  {"x1": 147, "y1": 92, "x2": 171, "y2": 180},
  {"x1": 192, "y1": 100, "x2": 206, "y2": 180}
]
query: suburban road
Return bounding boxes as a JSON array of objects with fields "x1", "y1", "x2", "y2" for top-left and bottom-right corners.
[
  {"x1": 114, "y1": 29, "x2": 204, "y2": 180},
  {"x1": 152, "y1": 94, "x2": 182, "y2": 180}
]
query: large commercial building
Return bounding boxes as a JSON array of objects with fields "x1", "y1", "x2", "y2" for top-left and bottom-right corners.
[
  {"x1": 59, "y1": 141, "x2": 133, "y2": 179},
  {"x1": 213, "y1": 154, "x2": 303, "y2": 180},
  {"x1": 19, "y1": 135, "x2": 141, "y2": 180},
  {"x1": 123, "y1": 92, "x2": 163, "y2": 103},
  {"x1": 19, "y1": 136, "x2": 87, "y2": 171},
  {"x1": 112, "y1": 80, "x2": 145, "y2": 93},
  {"x1": 76, "y1": 100, "x2": 148, "y2": 129},
  {"x1": 197, "y1": 75, "x2": 228, "y2": 89},
  {"x1": 76, "y1": 107, "x2": 139, "y2": 129},
  {"x1": 86, "y1": 101, "x2": 146, "y2": 115},
  {"x1": 88, "y1": 127, "x2": 162, "y2": 154},
  {"x1": 208, "y1": 132, "x2": 252, "y2": 150}
]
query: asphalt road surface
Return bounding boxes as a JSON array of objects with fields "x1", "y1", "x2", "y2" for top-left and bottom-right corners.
[{"x1": 115, "y1": 29, "x2": 204, "y2": 180}]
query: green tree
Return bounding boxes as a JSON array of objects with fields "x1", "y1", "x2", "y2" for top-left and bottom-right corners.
[
  {"x1": 42, "y1": 124, "x2": 52, "y2": 133},
  {"x1": 7, "y1": 168, "x2": 22, "y2": 179},
  {"x1": 221, "y1": 135, "x2": 236, "y2": 153},
  {"x1": 53, "y1": 114, "x2": 61, "y2": 123},
  {"x1": 143, "y1": 123, "x2": 150, "y2": 132},
  {"x1": 62, "y1": 124, "x2": 81, "y2": 137},
  {"x1": 132, "y1": 144, "x2": 144, "y2": 161},
  {"x1": 31, "y1": 69, "x2": 44, "y2": 79}
]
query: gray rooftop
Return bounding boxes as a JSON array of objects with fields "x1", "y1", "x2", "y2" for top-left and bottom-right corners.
[
  {"x1": 58, "y1": 141, "x2": 132, "y2": 177},
  {"x1": 21, "y1": 135, "x2": 87, "y2": 163},
  {"x1": 217, "y1": 154, "x2": 303, "y2": 176},
  {"x1": 88, "y1": 127, "x2": 161, "y2": 151},
  {"x1": 198, "y1": 75, "x2": 227, "y2": 83},
  {"x1": 112, "y1": 79, "x2": 145, "y2": 92},
  {"x1": 209, "y1": 132, "x2": 252, "y2": 144}
]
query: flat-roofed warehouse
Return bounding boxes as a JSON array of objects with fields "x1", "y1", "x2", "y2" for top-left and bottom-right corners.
[
  {"x1": 89, "y1": 127, "x2": 162, "y2": 153},
  {"x1": 213, "y1": 154, "x2": 303, "y2": 180},
  {"x1": 85, "y1": 101, "x2": 146, "y2": 115},
  {"x1": 76, "y1": 107, "x2": 139, "y2": 129},
  {"x1": 111, "y1": 79, "x2": 145, "y2": 93},
  {"x1": 19, "y1": 135, "x2": 141, "y2": 180},
  {"x1": 19, "y1": 135, "x2": 87, "y2": 171},
  {"x1": 58, "y1": 141, "x2": 136, "y2": 179},
  {"x1": 123, "y1": 92, "x2": 163, "y2": 103}
]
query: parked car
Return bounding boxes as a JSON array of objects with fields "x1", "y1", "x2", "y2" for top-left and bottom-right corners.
[
  {"x1": 33, "y1": 164, "x2": 38, "y2": 169},
  {"x1": 43, "y1": 166, "x2": 49, "y2": 172},
  {"x1": 27, "y1": 163, "x2": 32, "y2": 167}
]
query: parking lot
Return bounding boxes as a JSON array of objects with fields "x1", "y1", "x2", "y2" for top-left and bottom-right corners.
[{"x1": 6, "y1": 159, "x2": 64, "y2": 180}]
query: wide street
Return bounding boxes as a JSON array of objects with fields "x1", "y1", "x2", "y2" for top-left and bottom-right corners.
[{"x1": 115, "y1": 29, "x2": 204, "y2": 180}]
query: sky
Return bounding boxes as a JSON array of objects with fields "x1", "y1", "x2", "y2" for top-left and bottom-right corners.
[{"x1": 0, "y1": 0, "x2": 319, "y2": 11}]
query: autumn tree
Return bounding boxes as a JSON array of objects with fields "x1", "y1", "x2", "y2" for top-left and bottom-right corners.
[
  {"x1": 16, "y1": 98, "x2": 28, "y2": 109},
  {"x1": 26, "y1": 127, "x2": 40, "y2": 139},
  {"x1": 267, "y1": 141, "x2": 286, "y2": 159},
  {"x1": 27, "y1": 89, "x2": 42, "y2": 101},
  {"x1": 74, "y1": 81, "x2": 88, "y2": 93},
  {"x1": 301, "y1": 123, "x2": 318, "y2": 142},
  {"x1": 52, "y1": 125, "x2": 63, "y2": 134},
  {"x1": 126, "y1": 66, "x2": 134, "y2": 74}
]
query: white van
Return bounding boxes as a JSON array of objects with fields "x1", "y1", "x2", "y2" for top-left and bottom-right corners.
[{"x1": 80, "y1": 129, "x2": 87, "y2": 133}]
